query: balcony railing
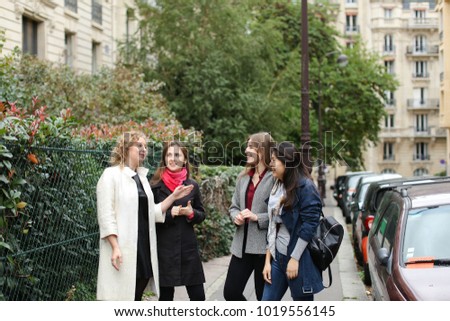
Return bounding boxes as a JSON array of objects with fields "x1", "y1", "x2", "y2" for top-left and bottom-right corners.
[
  {"x1": 344, "y1": 25, "x2": 359, "y2": 35},
  {"x1": 406, "y1": 45, "x2": 439, "y2": 56},
  {"x1": 407, "y1": 99, "x2": 439, "y2": 110},
  {"x1": 383, "y1": 155, "x2": 395, "y2": 161},
  {"x1": 413, "y1": 154, "x2": 431, "y2": 161},
  {"x1": 412, "y1": 72, "x2": 430, "y2": 79},
  {"x1": 92, "y1": 0, "x2": 102, "y2": 25},
  {"x1": 65, "y1": 0, "x2": 77, "y2": 13},
  {"x1": 382, "y1": 45, "x2": 395, "y2": 55},
  {"x1": 407, "y1": 18, "x2": 438, "y2": 29}
]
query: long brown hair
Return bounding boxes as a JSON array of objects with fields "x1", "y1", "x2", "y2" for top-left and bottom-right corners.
[
  {"x1": 273, "y1": 141, "x2": 312, "y2": 209},
  {"x1": 242, "y1": 132, "x2": 275, "y2": 176},
  {"x1": 150, "y1": 141, "x2": 190, "y2": 186}
]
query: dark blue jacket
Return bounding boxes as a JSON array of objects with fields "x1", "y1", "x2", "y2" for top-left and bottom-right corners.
[{"x1": 279, "y1": 177, "x2": 324, "y2": 295}]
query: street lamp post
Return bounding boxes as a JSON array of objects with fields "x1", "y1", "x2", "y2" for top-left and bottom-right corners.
[
  {"x1": 317, "y1": 52, "x2": 348, "y2": 204},
  {"x1": 301, "y1": 0, "x2": 311, "y2": 171}
]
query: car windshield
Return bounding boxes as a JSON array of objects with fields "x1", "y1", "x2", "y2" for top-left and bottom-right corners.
[{"x1": 402, "y1": 205, "x2": 450, "y2": 265}]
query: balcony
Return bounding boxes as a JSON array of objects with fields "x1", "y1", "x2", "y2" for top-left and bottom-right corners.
[
  {"x1": 344, "y1": 25, "x2": 359, "y2": 35},
  {"x1": 407, "y1": 18, "x2": 438, "y2": 30},
  {"x1": 412, "y1": 154, "x2": 431, "y2": 161},
  {"x1": 406, "y1": 45, "x2": 439, "y2": 56},
  {"x1": 92, "y1": 0, "x2": 102, "y2": 25},
  {"x1": 385, "y1": 98, "x2": 396, "y2": 108},
  {"x1": 382, "y1": 45, "x2": 396, "y2": 56},
  {"x1": 406, "y1": 99, "x2": 439, "y2": 110},
  {"x1": 412, "y1": 72, "x2": 430, "y2": 80}
]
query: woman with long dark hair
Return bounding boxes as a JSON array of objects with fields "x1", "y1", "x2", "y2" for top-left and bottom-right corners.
[
  {"x1": 262, "y1": 141, "x2": 324, "y2": 301},
  {"x1": 151, "y1": 141, "x2": 206, "y2": 301}
]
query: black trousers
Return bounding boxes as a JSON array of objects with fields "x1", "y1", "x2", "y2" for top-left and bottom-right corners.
[
  {"x1": 159, "y1": 284, "x2": 205, "y2": 301},
  {"x1": 135, "y1": 278, "x2": 150, "y2": 301},
  {"x1": 223, "y1": 253, "x2": 266, "y2": 301}
]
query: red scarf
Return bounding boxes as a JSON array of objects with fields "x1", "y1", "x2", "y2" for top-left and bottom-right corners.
[{"x1": 161, "y1": 168, "x2": 187, "y2": 192}]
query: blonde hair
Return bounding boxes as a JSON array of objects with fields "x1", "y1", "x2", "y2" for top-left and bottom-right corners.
[{"x1": 110, "y1": 131, "x2": 147, "y2": 167}]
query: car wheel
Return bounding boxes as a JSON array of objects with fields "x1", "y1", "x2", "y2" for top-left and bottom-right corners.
[{"x1": 363, "y1": 263, "x2": 372, "y2": 286}]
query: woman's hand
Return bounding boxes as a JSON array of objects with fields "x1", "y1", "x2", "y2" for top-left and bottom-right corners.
[
  {"x1": 171, "y1": 205, "x2": 182, "y2": 217},
  {"x1": 172, "y1": 185, "x2": 194, "y2": 200},
  {"x1": 179, "y1": 200, "x2": 193, "y2": 216},
  {"x1": 286, "y1": 258, "x2": 299, "y2": 279},
  {"x1": 240, "y1": 208, "x2": 258, "y2": 222},
  {"x1": 263, "y1": 262, "x2": 272, "y2": 284},
  {"x1": 111, "y1": 246, "x2": 122, "y2": 271}
]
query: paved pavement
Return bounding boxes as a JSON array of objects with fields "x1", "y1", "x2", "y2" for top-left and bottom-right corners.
[{"x1": 172, "y1": 196, "x2": 369, "y2": 301}]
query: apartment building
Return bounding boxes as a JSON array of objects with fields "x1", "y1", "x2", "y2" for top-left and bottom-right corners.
[
  {"x1": 334, "y1": 0, "x2": 446, "y2": 177},
  {"x1": 438, "y1": 0, "x2": 450, "y2": 175},
  {"x1": 0, "y1": 0, "x2": 139, "y2": 74}
]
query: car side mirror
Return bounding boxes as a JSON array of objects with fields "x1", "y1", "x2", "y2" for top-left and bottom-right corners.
[{"x1": 377, "y1": 247, "x2": 390, "y2": 267}]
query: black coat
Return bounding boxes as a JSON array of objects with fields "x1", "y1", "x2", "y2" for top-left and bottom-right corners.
[{"x1": 151, "y1": 178, "x2": 206, "y2": 287}]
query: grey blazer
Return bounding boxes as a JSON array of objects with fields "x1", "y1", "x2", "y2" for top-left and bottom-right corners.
[{"x1": 229, "y1": 170, "x2": 275, "y2": 258}]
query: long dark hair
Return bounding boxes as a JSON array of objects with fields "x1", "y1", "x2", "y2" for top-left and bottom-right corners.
[
  {"x1": 150, "y1": 141, "x2": 190, "y2": 186},
  {"x1": 273, "y1": 141, "x2": 312, "y2": 209}
]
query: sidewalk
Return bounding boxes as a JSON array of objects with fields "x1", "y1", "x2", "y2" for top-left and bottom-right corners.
[{"x1": 173, "y1": 196, "x2": 368, "y2": 301}]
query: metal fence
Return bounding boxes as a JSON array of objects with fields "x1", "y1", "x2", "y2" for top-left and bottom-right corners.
[{"x1": 0, "y1": 141, "x2": 161, "y2": 300}]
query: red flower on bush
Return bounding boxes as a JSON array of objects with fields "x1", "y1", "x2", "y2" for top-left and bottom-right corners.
[{"x1": 27, "y1": 153, "x2": 39, "y2": 164}]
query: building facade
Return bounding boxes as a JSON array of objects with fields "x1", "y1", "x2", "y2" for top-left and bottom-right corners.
[
  {"x1": 334, "y1": 0, "x2": 446, "y2": 177},
  {"x1": 0, "y1": 0, "x2": 139, "y2": 74},
  {"x1": 437, "y1": 0, "x2": 450, "y2": 174}
]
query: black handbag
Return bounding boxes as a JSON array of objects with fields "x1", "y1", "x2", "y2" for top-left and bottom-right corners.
[{"x1": 308, "y1": 212, "x2": 344, "y2": 287}]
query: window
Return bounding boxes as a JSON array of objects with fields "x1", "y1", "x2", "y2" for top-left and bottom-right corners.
[
  {"x1": 381, "y1": 168, "x2": 396, "y2": 174},
  {"x1": 22, "y1": 16, "x2": 40, "y2": 56},
  {"x1": 414, "y1": 9, "x2": 426, "y2": 22},
  {"x1": 374, "y1": 203, "x2": 400, "y2": 253},
  {"x1": 92, "y1": 42, "x2": 100, "y2": 74},
  {"x1": 384, "y1": 9, "x2": 393, "y2": 19},
  {"x1": 383, "y1": 142, "x2": 394, "y2": 160},
  {"x1": 346, "y1": 15, "x2": 358, "y2": 32},
  {"x1": 385, "y1": 114, "x2": 395, "y2": 128},
  {"x1": 415, "y1": 35, "x2": 426, "y2": 52},
  {"x1": 65, "y1": 0, "x2": 78, "y2": 13},
  {"x1": 415, "y1": 114, "x2": 428, "y2": 132},
  {"x1": 385, "y1": 60, "x2": 394, "y2": 74},
  {"x1": 92, "y1": 0, "x2": 102, "y2": 25},
  {"x1": 414, "y1": 142, "x2": 429, "y2": 160},
  {"x1": 413, "y1": 87, "x2": 427, "y2": 105},
  {"x1": 64, "y1": 32, "x2": 75, "y2": 67},
  {"x1": 414, "y1": 61, "x2": 428, "y2": 78},
  {"x1": 413, "y1": 168, "x2": 429, "y2": 176},
  {"x1": 385, "y1": 90, "x2": 395, "y2": 105},
  {"x1": 384, "y1": 34, "x2": 394, "y2": 52}
]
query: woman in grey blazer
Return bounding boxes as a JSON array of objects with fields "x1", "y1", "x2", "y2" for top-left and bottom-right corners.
[{"x1": 223, "y1": 132, "x2": 275, "y2": 300}]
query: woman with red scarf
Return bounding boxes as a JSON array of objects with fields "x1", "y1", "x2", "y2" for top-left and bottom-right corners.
[{"x1": 150, "y1": 141, "x2": 206, "y2": 301}]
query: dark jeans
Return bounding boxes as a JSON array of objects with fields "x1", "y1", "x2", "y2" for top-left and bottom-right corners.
[
  {"x1": 223, "y1": 253, "x2": 265, "y2": 301},
  {"x1": 262, "y1": 251, "x2": 314, "y2": 301},
  {"x1": 159, "y1": 284, "x2": 205, "y2": 301},
  {"x1": 135, "y1": 278, "x2": 150, "y2": 301}
]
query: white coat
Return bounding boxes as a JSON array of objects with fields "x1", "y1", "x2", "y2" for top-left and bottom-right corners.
[{"x1": 96, "y1": 165, "x2": 164, "y2": 300}]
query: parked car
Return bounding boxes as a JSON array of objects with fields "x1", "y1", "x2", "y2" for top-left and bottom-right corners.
[
  {"x1": 341, "y1": 171, "x2": 374, "y2": 223},
  {"x1": 350, "y1": 174, "x2": 402, "y2": 278},
  {"x1": 367, "y1": 180, "x2": 450, "y2": 300},
  {"x1": 331, "y1": 175, "x2": 347, "y2": 210}
]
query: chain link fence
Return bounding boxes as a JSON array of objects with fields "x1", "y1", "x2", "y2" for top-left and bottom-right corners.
[{"x1": 0, "y1": 140, "x2": 161, "y2": 300}]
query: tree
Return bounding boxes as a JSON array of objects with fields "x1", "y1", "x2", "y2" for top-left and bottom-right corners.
[{"x1": 124, "y1": 0, "x2": 397, "y2": 167}]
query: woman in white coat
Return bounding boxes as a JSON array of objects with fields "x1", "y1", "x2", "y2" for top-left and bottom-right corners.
[{"x1": 96, "y1": 131, "x2": 193, "y2": 301}]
